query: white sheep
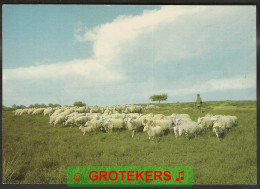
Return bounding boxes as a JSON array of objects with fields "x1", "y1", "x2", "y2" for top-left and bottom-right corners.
[
  {"x1": 75, "y1": 116, "x2": 89, "y2": 125},
  {"x1": 54, "y1": 115, "x2": 66, "y2": 127},
  {"x1": 211, "y1": 115, "x2": 238, "y2": 139},
  {"x1": 43, "y1": 108, "x2": 53, "y2": 116},
  {"x1": 212, "y1": 122, "x2": 224, "y2": 140},
  {"x1": 103, "y1": 118, "x2": 124, "y2": 134},
  {"x1": 125, "y1": 118, "x2": 143, "y2": 138},
  {"x1": 85, "y1": 118, "x2": 104, "y2": 131},
  {"x1": 32, "y1": 108, "x2": 45, "y2": 115},
  {"x1": 53, "y1": 109, "x2": 64, "y2": 115},
  {"x1": 171, "y1": 113, "x2": 191, "y2": 125},
  {"x1": 27, "y1": 108, "x2": 34, "y2": 114},
  {"x1": 79, "y1": 125, "x2": 94, "y2": 135},
  {"x1": 197, "y1": 115, "x2": 214, "y2": 129},
  {"x1": 143, "y1": 125, "x2": 163, "y2": 141},
  {"x1": 76, "y1": 107, "x2": 86, "y2": 113},
  {"x1": 174, "y1": 119, "x2": 202, "y2": 139},
  {"x1": 148, "y1": 119, "x2": 173, "y2": 134}
]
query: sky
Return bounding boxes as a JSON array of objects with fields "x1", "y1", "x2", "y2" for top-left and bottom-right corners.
[{"x1": 3, "y1": 5, "x2": 256, "y2": 107}]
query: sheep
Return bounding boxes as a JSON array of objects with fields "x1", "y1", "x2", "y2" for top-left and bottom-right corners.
[
  {"x1": 171, "y1": 113, "x2": 191, "y2": 125},
  {"x1": 19, "y1": 109, "x2": 29, "y2": 115},
  {"x1": 197, "y1": 115, "x2": 214, "y2": 129},
  {"x1": 43, "y1": 108, "x2": 53, "y2": 116},
  {"x1": 211, "y1": 115, "x2": 238, "y2": 139},
  {"x1": 148, "y1": 119, "x2": 173, "y2": 135},
  {"x1": 105, "y1": 113, "x2": 125, "y2": 119},
  {"x1": 75, "y1": 116, "x2": 89, "y2": 125},
  {"x1": 174, "y1": 119, "x2": 202, "y2": 139},
  {"x1": 66, "y1": 112, "x2": 79, "y2": 118},
  {"x1": 52, "y1": 109, "x2": 64, "y2": 115},
  {"x1": 14, "y1": 109, "x2": 22, "y2": 116},
  {"x1": 79, "y1": 125, "x2": 94, "y2": 135},
  {"x1": 143, "y1": 125, "x2": 163, "y2": 142},
  {"x1": 103, "y1": 118, "x2": 124, "y2": 134},
  {"x1": 85, "y1": 118, "x2": 104, "y2": 131},
  {"x1": 125, "y1": 113, "x2": 141, "y2": 119},
  {"x1": 76, "y1": 107, "x2": 86, "y2": 113},
  {"x1": 64, "y1": 113, "x2": 86, "y2": 127},
  {"x1": 153, "y1": 114, "x2": 165, "y2": 120},
  {"x1": 125, "y1": 118, "x2": 143, "y2": 138},
  {"x1": 61, "y1": 109, "x2": 74, "y2": 117},
  {"x1": 145, "y1": 104, "x2": 160, "y2": 110},
  {"x1": 65, "y1": 117, "x2": 76, "y2": 127},
  {"x1": 54, "y1": 115, "x2": 66, "y2": 127},
  {"x1": 212, "y1": 122, "x2": 224, "y2": 140},
  {"x1": 49, "y1": 114, "x2": 59, "y2": 125},
  {"x1": 32, "y1": 108, "x2": 45, "y2": 115},
  {"x1": 27, "y1": 108, "x2": 34, "y2": 114}
]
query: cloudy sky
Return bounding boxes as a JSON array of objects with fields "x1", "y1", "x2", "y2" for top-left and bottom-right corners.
[{"x1": 3, "y1": 5, "x2": 256, "y2": 107}]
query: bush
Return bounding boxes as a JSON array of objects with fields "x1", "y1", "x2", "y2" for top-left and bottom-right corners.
[{"x1": 73, "y1": 101, "x2": 86, "y2": 107}]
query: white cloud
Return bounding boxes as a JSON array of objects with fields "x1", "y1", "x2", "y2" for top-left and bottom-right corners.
[
  {"x1": 75, "y1": 6, "x2": 207, "y2": 64},
  {"x1": 168, "y1": 73, "x2": 256, "y2": 96},
  {"x1": 3, "y1": 6, "x2": 256, "y2": 106},
  {"x1": 3, "y1": 59, "x2": 124, "y2": 83}
]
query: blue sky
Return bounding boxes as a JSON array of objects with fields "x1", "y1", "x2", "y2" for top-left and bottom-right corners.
[{"x1": 3, "y1": 5, "x2": 256, "y2": 106}]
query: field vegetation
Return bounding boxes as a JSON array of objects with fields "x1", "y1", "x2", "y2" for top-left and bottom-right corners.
[{"x1": 2, "y1": 100, "x2": 257, "y2": 184}]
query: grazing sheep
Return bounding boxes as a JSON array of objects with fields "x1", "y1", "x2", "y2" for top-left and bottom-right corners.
[
  {"x1": 32, "y1": 108, "x2": 44, "y2": 115},
  {"x1": 212, "y1": 122, "x2": 224, "y2": 140},
  {"x1": 104, "y1": 118, "x2": 124, "y2": 134},
  {"x1": 143, "y1": 126, "x2": 163, "y2": 141},
  {"x1": 145, "y1": 104, "x2": 160, "y2": 110},
  {"x1": 197, "y1": 114, "x2": 214, "y2": 129},
  {"x1": 53, "y1": 109, "x2": 64, "y2": 115},
  {"x1": 54, "y1": 115, "x2": 66, "y2": 127},
  {"x1": 76, "y1": 107, "x2": 86, "y2": 113},
  {"x1": 125, "y1": 118, "x2": 143, "y2": 138},
  {"x1": 27, "y1": 108, "x2": 34, "y2": 114},
  {"x1": 65, "y1": 117, "x2": 76, "y2": 127},
  {"x1": 105, "y1": 113, "x2": 125, "y2": 119},
  {"x1": 211, "y1": 115, "x2": 238, "y2": 139},
  {"x1": 79, "y1": 125, "x2": 94, "y2": 135},
  {"x1": 171, "y1": 113, "x2": 191, "y2": 125},
  {"x1": 148, "y1": 119, "x2": 173, "y2": 134},
  {"x1": 174, "y1": 119, "x2": 202, "y2": 139},
  {"x1": 43, "y1": 108, "x2": 53, "y2": 116},
  {"x1": 153, "y1": 114, "x2": 165, "y2": 120},
  {"x1": 14, "y1": 109, "x2": 22, "y2": 116},
  {"x1": 85, "y1": 118, "x2": 104, "y2": 131},
  {"x1": 75, "y1": 116, "x2": 89, "y2": 125}
]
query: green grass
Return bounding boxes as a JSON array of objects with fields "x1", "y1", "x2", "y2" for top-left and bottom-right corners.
[{"x1": 3, "y1": 100, "x2": 257, "y2": 184}]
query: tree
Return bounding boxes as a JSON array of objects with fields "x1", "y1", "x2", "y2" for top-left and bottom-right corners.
[
  {"x1": 53, "y1": 104, "x2": 61, "y2": 107},
  {"x1": 73, "y1": 101, "x2": 86, "y2": 107},
  {"x1": 48, "y1": 103, "x2": 54, "y2": 107},
  {"x1": 17, "y1": 105, "x2": 26, "y2": 109},
  {"x1": 149, "y1": 94, "x2": 168, "y2": 104}
]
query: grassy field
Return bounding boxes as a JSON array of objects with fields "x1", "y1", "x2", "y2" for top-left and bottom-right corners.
[{"x1": 2, "y1": 100, "x2": 257, "y2": 184}]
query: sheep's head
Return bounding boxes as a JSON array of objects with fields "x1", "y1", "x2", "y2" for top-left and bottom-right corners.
[
  {"x1": 85, "y1": 121, "x2": 90, "y2": 126},
  {"x1": 175, "y1": 119, "x2": 181, "y2": 125},
  {"x1": 143, "y1": 125, "x2": 149, "y2": 132},
  {"x1": 197, "y1": 117, "x2": 202, "y2": 124},
  {"x1": 104, "y1": 119, "x2": 111, "y2": 127}
]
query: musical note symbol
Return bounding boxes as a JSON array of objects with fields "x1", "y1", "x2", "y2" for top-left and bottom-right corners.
[{"x1": 176, "y1": 171, "x2": 184, "y2": 181}]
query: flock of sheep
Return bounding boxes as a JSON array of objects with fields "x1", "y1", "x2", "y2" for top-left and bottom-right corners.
[{"x1": 14, "y1": 104, "x2": 238, "y2": 141}]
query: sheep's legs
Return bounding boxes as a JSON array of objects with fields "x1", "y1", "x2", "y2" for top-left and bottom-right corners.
[{"x1": 132, "y1": 130, "x2": 135, "y2": 138}]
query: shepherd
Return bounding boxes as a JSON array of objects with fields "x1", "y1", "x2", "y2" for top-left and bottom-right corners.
[{"x1": 195, "y1": 94, "x2": 202, "y2": 113}]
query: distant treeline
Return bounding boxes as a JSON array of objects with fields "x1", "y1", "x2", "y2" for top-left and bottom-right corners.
[{"x1": 3, "y1": 101, "x2": 87, "y2": 111}]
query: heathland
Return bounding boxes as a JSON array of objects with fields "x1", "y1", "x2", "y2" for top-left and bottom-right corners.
[{"x1": 2, "y1": 100, "x2": 257, "y2": 184}]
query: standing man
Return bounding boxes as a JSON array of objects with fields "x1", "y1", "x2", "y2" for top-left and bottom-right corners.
[{"x1": 195, "y1": 94, "x2": 202, "y2": 113}]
